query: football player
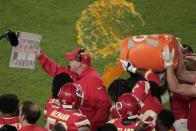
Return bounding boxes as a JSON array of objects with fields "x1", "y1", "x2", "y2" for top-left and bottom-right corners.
[
  {"x1": 44, "y1": 73, "x2": 73, "y2": 116},
  {"x1": 108, "y1": 93, "x2": 154, "y2": 131},
  {"x1": 162, "y1": 44, "x2": 196, "y2": 131},
  {"x1": 45, "y1": 82, "x2": 90, "y2": 131}
]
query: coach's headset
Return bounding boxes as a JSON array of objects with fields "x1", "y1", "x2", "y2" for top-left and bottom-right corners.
[{"x1": 75, "y1": 48, "x2": 86, "y2": 61}]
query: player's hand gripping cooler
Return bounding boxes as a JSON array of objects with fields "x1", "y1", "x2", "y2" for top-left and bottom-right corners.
[
  {"x1": 103, "y1": 34, "x2": 179, "y2": 87},
  {"x1": 121, "y1": 34, "x2": 179, "y2": 71}
]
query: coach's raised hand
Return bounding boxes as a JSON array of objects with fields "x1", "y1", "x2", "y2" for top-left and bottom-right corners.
[{"x1": 33, "y1": 47, "x2": 43, "y2": 58}]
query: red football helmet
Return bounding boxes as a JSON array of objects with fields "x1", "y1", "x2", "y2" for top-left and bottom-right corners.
[
  {"x1": 116, "y1": 93, "x2": 140, "y2": 119},
  {"x1": 110, "y1": 104, "x2": 121, "y2": 119},
  {"x1": 58, "y1": 82, "x2": 84, "y2": 109}
]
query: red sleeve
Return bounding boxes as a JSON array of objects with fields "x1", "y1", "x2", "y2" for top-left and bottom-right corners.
[
  {"x1": 87, "y1": 77, "x2": 111, "y2": 129},
  {"x1": 73, "y1": 114, "x2": 90, "y2": 127},
  {"x1": 144, "y1": 70, "x2": 160, "y2": 86},
  {"x1": 37, "y1": 54, "x2": 74, "y2": 78},
  {"x1": 132, "y1": 81, "x2": 151, "y2": 102}
]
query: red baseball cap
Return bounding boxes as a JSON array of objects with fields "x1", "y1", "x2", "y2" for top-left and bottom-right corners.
[{"x1": 64, "y1": 49, "x2": 91, "y2": 65}]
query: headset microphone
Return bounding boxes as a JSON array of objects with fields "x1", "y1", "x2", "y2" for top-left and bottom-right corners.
[{"x1": 0, "y1": 30, "x2": 19, "y2": 47}]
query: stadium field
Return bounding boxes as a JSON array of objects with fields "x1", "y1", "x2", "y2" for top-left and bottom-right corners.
[{"x1": 0, "y1": 0, "x2": 195, "y2": 126}]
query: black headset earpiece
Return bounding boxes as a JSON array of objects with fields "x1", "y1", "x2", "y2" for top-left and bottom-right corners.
[{"x1": 75, "y1": 48, "x2": 85, "y2": 61}]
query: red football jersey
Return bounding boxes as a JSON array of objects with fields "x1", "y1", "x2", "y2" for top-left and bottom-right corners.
[
  {"x1": 108, "y1": 118, "x2": 154, "y2": 131},
  {"x1": 170, "y1": 93, "x2": 189, "y2": 120},
  {"x1": 188, "y1": 83, "x2": 196, "y2": 131},
  {"x1": 132, "y1": 81, "x2": 152, "y2": 102},
  {"x1": 139, "y1": 96, "x2": 164, "y2": 125},
  {"x1": 0, "y1": 116, "x2": 21, "y2": 130},
  {"x1": 144, "y1": 70, "x2": 160, "y2": 86},
  {"x1": 44, "y1": 97, "x2": 61, "y2": 117},
  {"x1": 188, "y1": 97, "x2": 196, "y2": 131},
  {"x1": 131, "y1": 70, "x2": 160, "y2": 101},
  {"x1": 132, "y1": 80, "x2": 163, "y2": 125},
  {"x1": 45, "y1": 107, "x2": 90, "y2": 131}
]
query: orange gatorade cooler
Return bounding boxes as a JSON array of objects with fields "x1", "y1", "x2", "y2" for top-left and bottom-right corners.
[{"x1": 121, "y1": 34, "x2": 179, "y2": 71}]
